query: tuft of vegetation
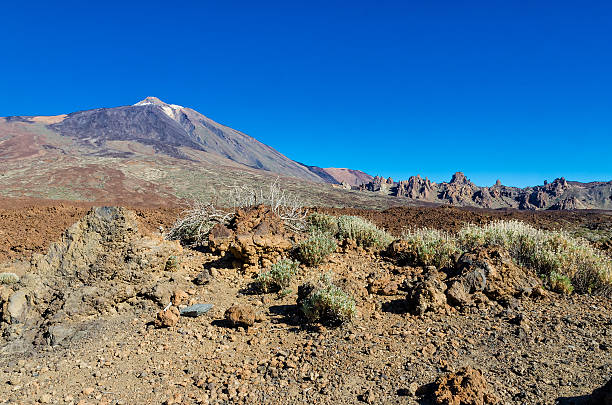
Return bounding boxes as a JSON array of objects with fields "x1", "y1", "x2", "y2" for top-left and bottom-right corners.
[
  {"x1": 335, "y1": 215, "x2": 394, "y2": 248},
  {"x1": 300, "y1": 274, "x2": 356, "y2": 325},
  {"x1": 256, "y1": 258, "x2": 299, "y2": 293},
  {"x1": 400, "y1": 228, "x2": 459, "y2": 269},
  {"x1": 306, "y1": 213, "x2": 393, "y2": 249},
  {"x1": 548, "y1": 272, "x2": 574, "y2": 295},
  {"x1": 307, "y1": 213, "x2": 339, "y2": 235},
  {"x1": 295, "y1": 230, "x2": 337, "y2": 266},
  {"x1": 0, "y1": 272, "x2": 19, "y2": 284},
  {"x1": 165, "y1": 255, "x2": 180, "y2": 272}
]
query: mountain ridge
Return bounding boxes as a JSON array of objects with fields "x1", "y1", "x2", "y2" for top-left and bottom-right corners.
[{"x1": 0, "y1": 97, "x2": 610, "y2": 210}]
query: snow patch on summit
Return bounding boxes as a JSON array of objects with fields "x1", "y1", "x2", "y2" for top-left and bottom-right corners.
[{"x1": 134, "y1": 97, "x2": 184, "y2": 120}]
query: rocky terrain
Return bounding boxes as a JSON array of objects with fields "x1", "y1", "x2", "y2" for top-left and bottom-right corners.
[
  {"x1": 0, "y1": 199, "x2": 610, "y2": 404},
  {"x1": 361, "y1": 172, "x2": 612, "y2": 211}
]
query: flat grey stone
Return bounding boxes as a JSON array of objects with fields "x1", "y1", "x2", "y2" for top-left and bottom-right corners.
[{"x1": 180, "y1": 304, "x2": 213, "y2": 317}]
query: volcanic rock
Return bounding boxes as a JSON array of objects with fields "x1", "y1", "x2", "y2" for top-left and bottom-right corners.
[
  {"x1": 155, "y1": 306, "x2": 180, "y2": 328},
  {"x1": 453, "y1": 248, "x2": 540, "y2": 303},
  {"x1": 224, "y1": 304, "x2": 255, "y2": 328},
  {"x1": 208, "y1": 205, "x2": 293, "y2": 268},
  {"x1": 0, "y1": 206, "x2": 185, "y2": 352},
  {"x1": 407, "y1": 269, "x2": 447, "y2": 316},
  {"x1": 433, "y1": 366, "x2": 499, "y2": 405}
]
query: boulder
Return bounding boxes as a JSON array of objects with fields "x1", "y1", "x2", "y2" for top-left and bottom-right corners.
[
  {"x1": 450, "y1": 248, "x2": 540, "y2": 304},
  {"x1": 209, "y1": 205, "x2": 294, "y2": 268}
]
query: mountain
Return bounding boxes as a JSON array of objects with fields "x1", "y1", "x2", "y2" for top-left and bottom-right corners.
[
  {"x1": 47, "y1": 97, "x2": 323, "y2": 182},
  {"x1": 0, "y1": 98, "x2": 406, "y2": 208},
  {"x1": 361, "y1": 172, "x2": 612, "y2": 210}
]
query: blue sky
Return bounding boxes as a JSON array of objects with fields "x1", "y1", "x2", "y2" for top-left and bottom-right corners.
[{"x1": 1, "y1": 1, "x2": 610, "y2": 187}]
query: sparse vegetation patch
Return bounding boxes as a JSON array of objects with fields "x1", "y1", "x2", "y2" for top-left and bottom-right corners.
[
  {"x1": 396, "y1": 220, "x2": 612, "y2": 296},
  {"x1": 336, "y1": 215, "x2": 394, "y2": 248},
  {"x1": 0, "y1": 272, "x2": 19, "y2": 284},
  {"x1": 295, "y1": 230, "x2": 337, "y2": 266},
  {"x1": 256, "y1": 258, "x2": 299, "y2": 292},
  {"x1": 300, "y1": 273, "x2": 356, "y2": 325},
  {"x1": 400, "y1": 228, "x2": 459, "y2": 268}
]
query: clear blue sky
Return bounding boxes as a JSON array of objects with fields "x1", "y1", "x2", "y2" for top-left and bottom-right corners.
[{"x1": 1, "y1": 1, "x2": 610, "y2": 187}]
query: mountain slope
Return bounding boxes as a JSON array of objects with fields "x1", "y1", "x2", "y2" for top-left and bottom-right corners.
[{"x1": 49, "y1": 97, "x2": 324, "y2": 182}]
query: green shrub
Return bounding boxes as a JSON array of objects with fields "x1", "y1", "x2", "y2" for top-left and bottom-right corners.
[
  {"x1": 400, "y1": 228, "x2": 459, "y2": 268},
  {"x1": 306, "y1": 213, "x2": 339, "y2": 234},
  {"x1": 165, "y1": 255, "x2": 179, "y2": 271},
  {"x1": 256, "y1": 258, "x2": 299, "y2": 292},
  {"x1": 336, "y1": 215, "x2": 393, "y2": 249},
  {"x1": 548, "y1": 271, "x2": 574, "y2": 295},
  {"x1": 457, "y1": 220, "x2": 612, "y2": 295},
  {"x1": 0, "y1": 272, "x2": 19, "y2": 284},
  {"x1": 300, "y1": 274, "x2": 356, "y2": 324},
  {"x1": 295, "y1": 230, "x2": 337, "y2": 266},
  {"x1": 391, "y1": 220, "x2": 612, "y2": 296}
]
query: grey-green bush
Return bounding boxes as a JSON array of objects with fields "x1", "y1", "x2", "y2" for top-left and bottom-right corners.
[
  {"x1": 306, "y1": 213, "x2": 339, "y2": 235},
  {"x1": 400, "y1": 228, "x2": 459, "y2": 268},
  {"x1": 336, "y1": 215, "x2": 394, "y2": 249},
  {"x1": 0, "y1": 272, "x2": 19, "y2": 284},
  {"x1": 295, "y1": 231, "x2": 337, "y2": 266},
  {"x1": 300, "y1": 274, "x2": 356, "y2": 324},
  {"x1": 457, "y1": 220, "x2": 611, "y2": 295},
  {"x1": 256, "y1": 258, "x2": 299, "y2": 292}
]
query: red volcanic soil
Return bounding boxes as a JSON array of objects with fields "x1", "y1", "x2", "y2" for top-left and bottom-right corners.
[
  {"x1": 317, "y1": 205, "x2": 612, "y2": 236},
  {"x1": 0, "y1": 197, "x2": 184, "y2": 262},
  {"x1": 322, "y1": 167, "x2": 373, "y2": 186}
]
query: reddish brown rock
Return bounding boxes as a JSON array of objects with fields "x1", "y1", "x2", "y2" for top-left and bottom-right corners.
[
  {"x1": 171, "y1": 289, "x2": 188, "y2": 306},
  {"x1": 368, "y1": 276, "x2": 399, "y2": 296},
  {"x1": 155, "y1": 306, "x2": 180, "y2": 328},
  {"x1": 225, "y1": 304, "x2": 255, "y2": 328},
  {"x1": 433, "y1": 367, "x2": 499, "y2": 405},
  {"x1": 454, "y1": 247, "x2": 540, "y2": 302},
  {"x1": 208, "y1": 205, "x2": 294, "y2": 268}
]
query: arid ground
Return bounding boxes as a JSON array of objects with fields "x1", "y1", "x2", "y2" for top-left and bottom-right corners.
[{"x1": 0, "y1": 198, "x2": 610, "y2": 405}]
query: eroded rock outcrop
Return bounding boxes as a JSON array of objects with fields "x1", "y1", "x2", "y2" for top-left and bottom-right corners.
[
  {"x1": 0, "y1": 207, "x2": 187, "y2": 352},
  {"x1": 208, "y1": 205, "x2": 294, "y2": 270},
  {"x1": 362, "y1": 172, "x2": 607, "y2": 210},
  {"x1": 396, "y1": 175, "x2": 435, "y2": 199}
]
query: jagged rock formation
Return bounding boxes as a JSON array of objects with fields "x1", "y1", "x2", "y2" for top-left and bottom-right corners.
[
  {"x1": 361, "y1": 172, "x2": 612, "y2": 210},
  {"x1": 396, "y1": 175, "x2": 434, "y2": 199}
]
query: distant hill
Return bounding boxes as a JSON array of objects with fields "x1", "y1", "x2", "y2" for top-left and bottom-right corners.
[
  {"x1": 299, "y1": 165, "x2": 373, "y2": 186},
  {"x1": 0, "y1": 98, "x2": 401, "y2": 208}
]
